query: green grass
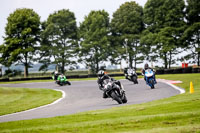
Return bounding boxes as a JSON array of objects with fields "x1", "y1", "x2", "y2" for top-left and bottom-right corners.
[
  {"x1": 0, "y1": 87, "x2": 62, "y2": 116},
  {"x1": 0, "y1": 73, "x2": 200, "y2": 133},
  {"x1": 156, "y1": 73, "x2": 200, "y2": 92}
]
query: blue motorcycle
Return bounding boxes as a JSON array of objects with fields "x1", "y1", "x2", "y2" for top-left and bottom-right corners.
[{"x1": 144, "y1": 69, "x2": 156, "y2": 89}]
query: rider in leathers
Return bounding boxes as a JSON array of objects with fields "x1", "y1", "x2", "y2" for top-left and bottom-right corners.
[
  {"x1": 97, "y1": 70, "x2": 123, "y2": 98},
  {"x1": 124, "y1": 67, "x2": 137, "y2": 81},
  {"x1": 142, "y1": 63, "x2": 157, "y2": 83}
]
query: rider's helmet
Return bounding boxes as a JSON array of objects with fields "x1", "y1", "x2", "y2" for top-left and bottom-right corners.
[
  {"x1": 144, "y1": 63, "x2": 149, "y2": 69},
  {"x1": 55, "y1": 71, "x2": 58, "y2": 75},
  {"x1": 97, "y1": 70, "x2": 105, "y2": 77}
]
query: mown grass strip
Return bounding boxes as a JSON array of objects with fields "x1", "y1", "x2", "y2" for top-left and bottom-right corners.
[
  {"x1": 0, "y1": 87, "x2": 62, "y2": 116},
  {"x1": 0, "y1": 73, "x2": 200, "y2": 133}
]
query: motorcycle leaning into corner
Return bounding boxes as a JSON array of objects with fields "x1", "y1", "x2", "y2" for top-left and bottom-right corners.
[
  {"x1": 52, "y1": 74, "x2": 71, "y2": 86},
  {"x1": 102, "y1": 78, "x2": 127, "y2": 104},
  {"x1": 143, "y1": 69, "x2": 156, "y2": 89}
]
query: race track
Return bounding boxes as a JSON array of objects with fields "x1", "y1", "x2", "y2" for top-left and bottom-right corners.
[{"x1": 0, "y1": 79, "x2": 181, "y2": 122}]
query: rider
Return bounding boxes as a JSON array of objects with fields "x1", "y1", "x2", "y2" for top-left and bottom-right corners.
[
  {"x1": 124, "y1": 67, "x2": 129, "y2": 80},
  {"x1": 57, "y1": 73, "x2": 71, "y2": 85},
  {"x1": 142, "y1": 63, "x2": 157, "y2": 83},
  {"x1": 124, "y1": 67, "x2": 137, "y2": 81},
  {"x1": 97, "y1": 70, "x2": 123, "y2": 98},
  {"x1": 52, "y1": 71, "x2": 60, "y2": 80}
]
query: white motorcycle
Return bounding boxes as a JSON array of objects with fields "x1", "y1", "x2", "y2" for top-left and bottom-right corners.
[{"x1": 125, "y1": 68, "x2": 138, "y2": 84}]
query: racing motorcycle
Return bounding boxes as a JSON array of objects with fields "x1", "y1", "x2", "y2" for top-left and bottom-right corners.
[
  {"x1": 52, "y1": 74, "x2": 71, "y2": 86},
  {"x1": 125, "y1": 68, "x2": 138, "y2": 84},
  {"x1": 144, "y1": 69, "x2": 156, "y2": 89},
  {"x1": 103, "y1": 79, "x2": 127, "y2": 104}
]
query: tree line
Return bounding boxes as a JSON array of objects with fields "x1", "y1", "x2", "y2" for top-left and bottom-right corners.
[{"x1": 0, "y1": 0, "x2": 199, "y2": 77}]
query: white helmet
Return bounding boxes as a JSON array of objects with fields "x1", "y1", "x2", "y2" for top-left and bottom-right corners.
[{"x1": 55, "y1": 71, "x2": 58, "y2": 74}]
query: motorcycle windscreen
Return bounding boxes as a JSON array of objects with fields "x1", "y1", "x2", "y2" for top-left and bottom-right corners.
[{"x1": 145, "y1": 69, "x2": 154, "y2": 77}]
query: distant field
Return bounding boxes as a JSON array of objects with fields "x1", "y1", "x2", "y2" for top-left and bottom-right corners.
[
  {"x1": 0, "y1": 76, "x2": 127, "y2": 84},
  {"x1": 0, "y1": 68, "x2": 143, "y2": 79}
]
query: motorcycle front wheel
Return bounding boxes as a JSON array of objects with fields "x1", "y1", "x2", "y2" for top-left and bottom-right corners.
[
  {"x1": 132, "y1": 76, "x2": 138, "y2": 84},
  {"x1": 111, "y1": 91, "x2": 123, "y2": 104},
  {"x1": 150, "y1": 79, "x2": 155, "y2": 89},
  {"x1": 122, "y1": 94, "x2": 127, "y2": 103}
]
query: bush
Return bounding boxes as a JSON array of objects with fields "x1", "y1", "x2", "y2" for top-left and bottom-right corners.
[
  {"x1": 164, "y1": 69, "x2": 174, "y2": 74},
  {"x1": 156, "y1": 69, "x2": 164, "y2": 74},
  {"x1": 173, "y1": 68, "x2": 183, "y2": 74},
  {"x1": 182, "y1": 67, "x2": 192, "y2": 73},
  {"x1": 4, "y1": 69, "x2": 12, "y2": 76},
  {"x1": 192, "y1": 68, "x2": 200, "y2": 73},
  {"x1": 4, "y1": 69, "x2": 22, "y2": 77}
]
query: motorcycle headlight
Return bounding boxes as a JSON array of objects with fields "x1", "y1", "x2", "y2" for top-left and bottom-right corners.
[{"x1": 108, "y1": 85, "x2": 112, "y2": 89}]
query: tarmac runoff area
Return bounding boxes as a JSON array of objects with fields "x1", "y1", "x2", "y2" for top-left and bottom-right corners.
[{"x1": 0, "y1": 79, "x2": 185, "y2": 122}]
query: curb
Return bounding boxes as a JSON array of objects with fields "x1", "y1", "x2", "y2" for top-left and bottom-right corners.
[
  {"x1": 164, "y1": 82, "x2": 185, "y2": 94},
  {"x1": 125, "y1": 78, "x2": 185, "y2": 94},
  {"x1": 157, "y1": 79, "x2": 185, "y2": 94}
]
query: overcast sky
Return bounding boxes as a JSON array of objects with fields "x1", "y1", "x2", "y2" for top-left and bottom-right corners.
[{"x1": 0, "y1": 0, "x2": 147, "y2": 45}]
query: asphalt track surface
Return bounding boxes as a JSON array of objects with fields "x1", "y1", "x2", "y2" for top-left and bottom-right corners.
[{"x1": 0, "y1": 79, "x2": 181, "y2": 122}]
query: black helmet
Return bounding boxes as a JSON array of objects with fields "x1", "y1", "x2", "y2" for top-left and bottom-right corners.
[
  {"x1": 97, "y1": 70, "x2": 105, "y2": 77},
  {"x1": 144, "y1": 63, "x2": 149, "y2": 69}
]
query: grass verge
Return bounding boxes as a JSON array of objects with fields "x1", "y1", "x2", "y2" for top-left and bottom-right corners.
[
  {"x1": 0, "y1": 87, "x2": 62, "y2": 116},
  {"x1": 0, "y1": 73, "x2": 200, "y2": 133},
  {"x1": 156, "y1": 73, "x2": 200, "y2": 92}
]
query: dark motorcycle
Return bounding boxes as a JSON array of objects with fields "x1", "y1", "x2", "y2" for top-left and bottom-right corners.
[
  {"x1": 103, "y1": 79, "x2": 127, "y2": 104},
  {"x1": 125, "y1": 69, "x2": 138, "y2": 84},
  {"x1": 144, "y1": 69, "x2": 156, "y2": 89}
]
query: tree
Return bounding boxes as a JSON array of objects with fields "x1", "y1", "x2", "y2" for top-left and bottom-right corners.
[
  {"x1": 140, "y1": 30, "x2": 159, "y2": 64},
  {"x1": 156, "y1": 27, "x2": 184, "y2": 68},
  {"x1": 182, "y1": 0, "x2": 200, "y2": 66},
  {"x1": 0, "y1": 8, "x2": 41, "y2": 77},
  {"x1": 38, "y1": 22, "x2": 52, "y2": 73},
  {"x1": 79, "y1": 10, "x2": 110, "y2": 73},
  {"x1": 142, "y1": 0, "x2": 185, "y2": 68},
  {"x1": 41, "y1": 9, "x2": 78, "y2": 73},
  {"x1": 110, "y1": 1, "x2": 144, "y2": 68}
]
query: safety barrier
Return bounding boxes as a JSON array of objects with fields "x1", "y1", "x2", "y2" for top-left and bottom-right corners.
[
  {"x1": 0, "y1": 67, "x2": 199, "y2": 82},
  {"x1": 156, "y1": 67, "x2": 200, "y2": 74}
]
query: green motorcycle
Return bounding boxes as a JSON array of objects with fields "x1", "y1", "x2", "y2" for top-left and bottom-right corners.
[{"x1": 53, "y1": 74, "x2": 71, "y2": 86}]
